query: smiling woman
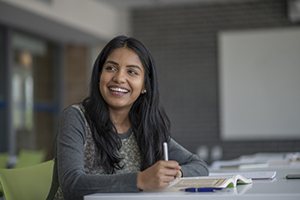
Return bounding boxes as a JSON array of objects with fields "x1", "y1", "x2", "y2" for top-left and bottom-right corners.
[{"x1": 46, "y1": 36, "x2": 209, "y2": 200}]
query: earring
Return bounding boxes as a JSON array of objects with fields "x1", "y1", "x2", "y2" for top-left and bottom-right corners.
[{"x1": 143, "y1": 89, "x2": 147, "y2": 94}]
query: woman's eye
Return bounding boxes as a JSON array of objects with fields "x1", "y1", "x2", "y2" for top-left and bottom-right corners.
[
  {"x1": 128, "y1": 70, "x2": 138, "y2": 75},
  {"x1": 105, "y1": 66, "x2": 116, "y2": 71}
]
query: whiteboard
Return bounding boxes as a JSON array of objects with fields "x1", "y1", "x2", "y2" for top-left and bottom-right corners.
[{"x1": 219, "y1": 28, "x2": 300, "y2": 140}]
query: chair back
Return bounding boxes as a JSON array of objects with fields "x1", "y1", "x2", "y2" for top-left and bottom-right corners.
[
  {"x1": 14, "y1": 149, "x2": 46, "y2": 168},
  {"x1": 0, "y1": 160, "x2": 54, "y2": 200},
  {"x1": 0, "y1": 152, "x2": 8, "y2": 168}
]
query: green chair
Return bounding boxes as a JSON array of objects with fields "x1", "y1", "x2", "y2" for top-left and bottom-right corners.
[
  {"x1": 0, "y1": 152, "x2": 9, "y2": 168},
  {"x1": 14, "y1": 149, "x2": 46, "y2": 168},
  {"x1": 0, "y1": 160, "x2": 54, "y2": 200},
  {"x1": 0, "y1": 152, "x2": 9, "y2": 197}
]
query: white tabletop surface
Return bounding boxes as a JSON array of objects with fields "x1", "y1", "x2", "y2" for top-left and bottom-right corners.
[{"x1": 84, "y1": 165, "x2": 300, "y2": 200}]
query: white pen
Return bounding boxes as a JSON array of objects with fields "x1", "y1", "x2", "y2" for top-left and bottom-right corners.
[{"x1": 163, "y1": 142, "x2": 169, "y2": 161}]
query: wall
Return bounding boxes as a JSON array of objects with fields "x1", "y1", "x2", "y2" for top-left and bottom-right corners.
[
  {"x1": 64, "y1": 45, "x2": 89, "y2": 107},
  {"x1": 0, "y1": 0, "x2": 129, "y2": 42},
  {"x1": 131, "y1": 0, "x2": 300, "y2": 163}
]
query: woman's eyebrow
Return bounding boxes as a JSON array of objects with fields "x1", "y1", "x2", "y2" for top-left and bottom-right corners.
[
  {"x1": 105, "y1": 60, "x2": 118, "y2": 65},
  {"x1": 127, "y1": 65, "x2": 142, "y2": 72}
]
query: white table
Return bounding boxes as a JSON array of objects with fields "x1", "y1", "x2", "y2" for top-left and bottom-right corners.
[{"x1": 84, "y1": 166, "x2": 300, "y2": 200}]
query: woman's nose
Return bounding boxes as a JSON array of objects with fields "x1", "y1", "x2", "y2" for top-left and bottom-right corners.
[{"x1": 112, "y1": 70, "x2": 126, "y2": 83}]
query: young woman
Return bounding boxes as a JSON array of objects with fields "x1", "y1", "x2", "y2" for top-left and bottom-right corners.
[{"x1": 47, "y1": 36, "x2": 208, "y2": 200}]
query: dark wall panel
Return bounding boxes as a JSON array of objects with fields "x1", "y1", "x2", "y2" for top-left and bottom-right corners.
[{"x1": 131, "y1": 0, "x2": 300, "y2": 163}]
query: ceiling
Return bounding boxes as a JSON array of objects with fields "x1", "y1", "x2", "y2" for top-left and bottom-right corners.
[{"x1": 97, "y1": 0, "x2": 231, "y2": 8}]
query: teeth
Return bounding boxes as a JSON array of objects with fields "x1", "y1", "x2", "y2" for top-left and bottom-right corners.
[{"x1": 110, "y1": 87, "x2": 128, "y2": 93}]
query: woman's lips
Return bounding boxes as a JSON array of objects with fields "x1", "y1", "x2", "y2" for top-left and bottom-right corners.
[{"x1": 108, "y1": 86, "x2": 129, "y2": 96}]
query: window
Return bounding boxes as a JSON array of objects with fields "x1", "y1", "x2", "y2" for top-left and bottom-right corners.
[
  {"x1": 0, "y1": 29, "x2": 61, "y2": 160},
  {"x1": 11, "y1": 31, "x2": 60, "y2": 156}
]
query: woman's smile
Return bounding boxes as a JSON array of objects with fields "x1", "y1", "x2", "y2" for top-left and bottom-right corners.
[{"x1": 108, "y1": 85, "x2": 130, "y2": 96}]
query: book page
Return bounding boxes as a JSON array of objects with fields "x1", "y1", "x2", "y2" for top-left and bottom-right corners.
[{"x1": 170, "y1": 178, "x2": 226, "y2": 188}]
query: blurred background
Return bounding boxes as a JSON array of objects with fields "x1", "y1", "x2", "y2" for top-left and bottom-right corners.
[{"x1": 0, "y1": 0, "x2": 299, "y2": 167}]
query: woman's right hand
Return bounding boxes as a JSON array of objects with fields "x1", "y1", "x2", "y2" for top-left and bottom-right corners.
[{"x1": 137, "y1": 160, "x2": 181, "y2": 190}]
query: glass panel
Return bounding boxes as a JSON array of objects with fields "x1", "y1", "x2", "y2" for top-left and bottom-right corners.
[
  {"x1": 12, "y1": 31, "x2": 58, "y2": 158},
  {"x1": 0, "y1": 28, "x2": 5, "y2": 152},
  {"x1": 0, "y1": 29, "x2": 3, "y2": 102}
]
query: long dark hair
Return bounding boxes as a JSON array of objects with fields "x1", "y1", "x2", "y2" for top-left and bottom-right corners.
[{"x1": 82, "y1": 35, "x2": 170, "y2": 174}]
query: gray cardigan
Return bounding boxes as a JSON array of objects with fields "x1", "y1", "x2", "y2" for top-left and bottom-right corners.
[{"x1": 47, "y1": 105, "x2": 209, "y2": 200}]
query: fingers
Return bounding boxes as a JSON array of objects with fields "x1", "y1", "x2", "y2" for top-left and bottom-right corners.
[
  {"x1": 154, "y1": 161, "x2": 181, "y2": 183},
  {"x1": 154, "y1": 161, "x2": 180, "y2": 177},
  {"x1": 174, "y1": 170, "x2": 182, "y2": 179},
  {"x1": 137, "y1": 160, "x2": 182, "y2": 190},
  {"x1": 151, "y1": 160, "x2": 179, "y2": 175},
  {"x1": 157, "y1": 160, "x2": 181, "y2": 170}
]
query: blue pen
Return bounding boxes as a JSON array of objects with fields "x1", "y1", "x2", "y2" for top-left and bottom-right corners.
[
  {"x1": 185, "y1": 187, "x2": 223, "y2": 192},
  {"x1": 185, "y1": 188, "x2": 197, "y2": 192}
]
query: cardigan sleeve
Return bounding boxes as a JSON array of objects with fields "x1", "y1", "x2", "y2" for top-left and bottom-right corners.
[
  {"x1": 168, "y1": 139, "x2": 209, "y2": 177},
  {"x1": 56, "y1": 106, "x2": 140, "y2": 200}
]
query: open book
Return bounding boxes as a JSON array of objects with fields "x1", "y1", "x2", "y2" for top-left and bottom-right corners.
[{"x1": 168, "y1": 174, "x2": 252, "y2": 189}]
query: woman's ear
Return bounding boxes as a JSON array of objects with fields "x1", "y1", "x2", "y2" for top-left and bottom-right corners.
[{"x1": 141, "y1": 85, "x2": 147, "y2": 94}]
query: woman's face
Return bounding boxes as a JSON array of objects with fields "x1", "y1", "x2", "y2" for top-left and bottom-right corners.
[{"x1": 99, "y1": 47, "x2": 146, "y2": 112}]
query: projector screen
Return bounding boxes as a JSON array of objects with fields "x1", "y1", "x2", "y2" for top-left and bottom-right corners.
[{"x1": 219, "y1": 27, "x2": 300, "y2": 140}]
